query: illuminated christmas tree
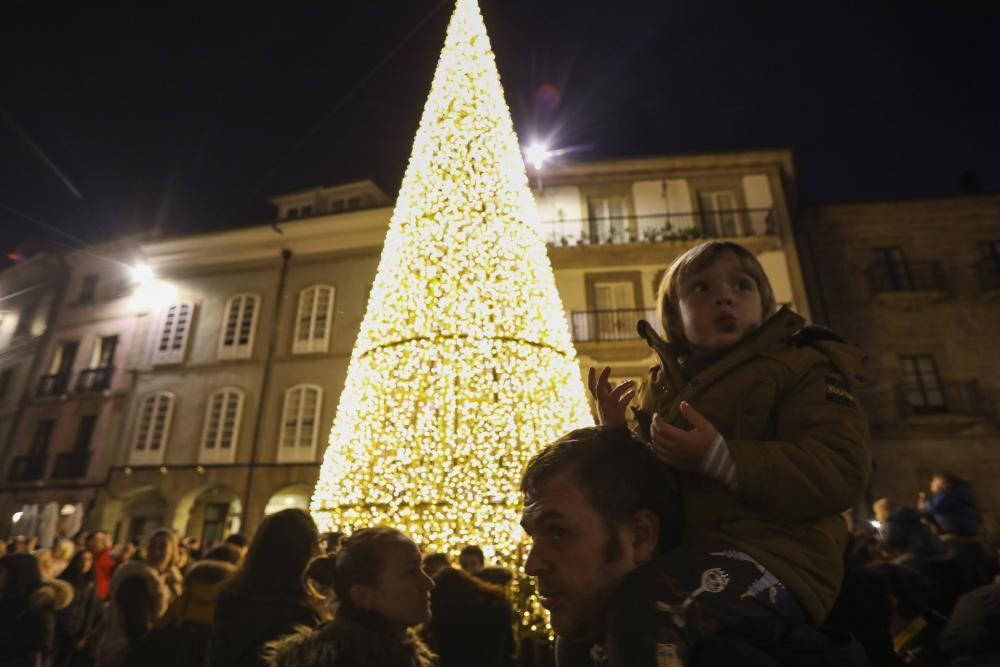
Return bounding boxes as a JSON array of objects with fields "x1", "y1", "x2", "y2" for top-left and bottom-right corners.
[{"x1": 311, "y1": 0, "x2": 592, "y2": 562}]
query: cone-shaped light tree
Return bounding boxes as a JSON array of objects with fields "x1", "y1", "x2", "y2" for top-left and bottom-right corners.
[{"x1": 311, "y1": 0, "x2": 593, "y2": 559}]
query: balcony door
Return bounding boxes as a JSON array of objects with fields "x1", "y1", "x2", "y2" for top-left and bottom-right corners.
[
  {"x1": 587, "y1": 198, "x2": 627, "y2": 243},
  {"x1": 698, "y1": 190, "x2": 742, "y2": 237},
  {"x1": 593, "y1": 281, "x2": 636, "y2": 341}
]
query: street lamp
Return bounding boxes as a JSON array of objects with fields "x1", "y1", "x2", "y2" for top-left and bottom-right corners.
[
  {"x1": 129, "y1": 263, "x2": 155, "y2": 284},
  {"x1": 524, "y1": 142, "x2": 551, "y2": 171}
]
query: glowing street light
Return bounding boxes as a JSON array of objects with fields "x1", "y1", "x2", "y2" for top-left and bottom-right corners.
[
  {"x1": 129, "y1": 263, "x2": 155, "y2": 284},
  {"x1": 524, "y1": 142, "x2": 551, "y2": 170}
]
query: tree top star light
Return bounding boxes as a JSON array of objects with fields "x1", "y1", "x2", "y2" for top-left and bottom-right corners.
[{"x1": 311, "y1": 0, "x2": 593, "y2": 564}]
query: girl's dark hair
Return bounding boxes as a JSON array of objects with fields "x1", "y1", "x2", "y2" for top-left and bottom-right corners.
[
  {"x1": 227, "y1": 508, "x2": 320, "y2": 599},
  {"x1": 0, "y1": 553, "x2": 42, "y2": 600},
  {"x1": 933, "y1": 471, "x2": 967, "y2": 487},
  {"x1": 58, "y1": 550, "x2": 95, "y2": 587},
  {"x1": 307, "y1": 526, "x2": 409, "y2": 611}
]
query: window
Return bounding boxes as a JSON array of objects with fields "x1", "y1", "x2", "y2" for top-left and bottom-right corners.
[
  {"x1": 90, "y1": 335, "x2": 119, "y2": 369},
  {"x1": 293, "y1": 286, "x2": 335, "y2": 354},
  {"x1": 131, "y1": 392, "x2": 175, "y2": 464},
  {"x1": 287, "y1": 207, "x2": 300, "y2": 219},
  {"x1": 73, "y1": 415, "x2": 98, "y2": 452},
  {"x1": 331, "y1": 199, "x2": 346, "y2": 212},
  {"x1": 76, "y1": 273, "x2": 99, "y2": 305},
  {"x1": 587, "y1": 197, "x2": 628, "y2": 243},
  {"x1": 278, "y1": 385, "x2": 322, "y2": 463},
  {"x1": 698, "y1": 190, "x2": 742, "y2": 237},
  {"x1": 900, "y1": 355, "x2": 946, "y2": 414},
  {"x1": 153, "y1": 302, "x2": 194, "y2": 365},
  {"x1": 13, "y1": 301, "x2": 37, "y2": 337},
  {"x1": 30, "y1": 419, "x2": 56, "y2": 457},
  {"x1": 592, "y1": 281, "x2": 636, "y2": 340},
  {"x1": 0, "y1": 368, "x2": 13, "y2": 402},
  {"x1": 347, "y1": 196, "x2": 363, "y2": 209},
  {"x1": 977, "y1": 240, "x2": 1000, "y2": 288},
  {"x1": 49, "y1": 341, "x2": 79, "y2": 376},
  {"x1": 219, "y1": 295, "x2": 260, "y2": 360},
  {"x1": 199, "y1": 388, "x2": 244, "y2": 464},
  {"x1": 871, "y1": 247, "x2": 913, "y2": 291},
  {"x1": 300, "y1": 205, "x2": 313, "y2": 216}
]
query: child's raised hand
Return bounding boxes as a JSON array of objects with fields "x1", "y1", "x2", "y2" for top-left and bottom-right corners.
[
  {"x1": 587, "y1": 366, "x2": 636, "y2": 427},
  {"x1": 650, "y1": 401, "x2": 719, "y2": 471}
]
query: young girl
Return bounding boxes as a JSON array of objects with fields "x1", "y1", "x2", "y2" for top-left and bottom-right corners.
[
  {"x1": 265, "y1": 527, "x2": 437, "y2": 667},
  {"x1": 590, "y1": 241, "x2": 872, "y2": 662}
]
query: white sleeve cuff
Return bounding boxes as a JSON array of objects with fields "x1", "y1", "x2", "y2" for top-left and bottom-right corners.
[{"x1": 699, "y1": 432, "x2": 738, "y2": 491}]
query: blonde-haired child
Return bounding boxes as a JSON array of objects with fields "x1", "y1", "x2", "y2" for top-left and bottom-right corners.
[{"x1": 590, "y1": 240, "x2": 871, "y2": 662}]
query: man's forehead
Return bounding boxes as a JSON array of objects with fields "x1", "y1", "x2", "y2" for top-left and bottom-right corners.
[{"x1": 521, "y1": 471, "x2": 591, "y2": 522}]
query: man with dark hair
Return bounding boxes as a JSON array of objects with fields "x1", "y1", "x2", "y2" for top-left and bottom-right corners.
[
  {"x1": 459, "y1": 545, "x2": 485, "y2": 574},
  {"x1": 522, "y1": 426, "x2": 866, "y2": 667},
  {"x1": 223, "y1": 533, "x2": 249, "y2": 559},
  {"x1": 520, "y1": 426, "x2": 680, "y2": 650}
]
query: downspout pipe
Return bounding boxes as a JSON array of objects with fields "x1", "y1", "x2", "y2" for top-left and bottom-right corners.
[{"x1": 242, "y1": 248, "x2": 292, "y2": 525}]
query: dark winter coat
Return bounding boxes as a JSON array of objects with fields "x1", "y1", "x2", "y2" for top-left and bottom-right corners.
[
  {"x1": 426, "y1": 568, "x2": 515, "y2": 667},
  {"x1": 207, "y1": 586, "x2": 320, "y2": 667},
  {"x1": 264, "y1": 607, "x2": 436, "y2": 667},
  {"x1": 54, "y1": 578, "x2": 101, "y2": 667},
  {"x1": 0, "y1": 554, "x2": 74, "y2": 667},
  {"x1": 630, "y1": 307, "x2": 872, "y2": 624}
]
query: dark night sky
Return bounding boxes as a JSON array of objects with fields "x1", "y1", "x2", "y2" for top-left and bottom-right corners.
[{"x1": 2, "y1": 1, "x2": 998, "y2": 261}]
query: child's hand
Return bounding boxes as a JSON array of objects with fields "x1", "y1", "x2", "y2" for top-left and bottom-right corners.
[
  {"x1": 587, "y1": 366, "x2": 636, "y2": 427},
  {"x1": 650, "y1": 402, "x2": 719, "y2": 471}
]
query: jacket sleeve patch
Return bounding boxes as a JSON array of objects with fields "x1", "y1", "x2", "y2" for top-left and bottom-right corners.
[{"x1": 825, "y1": 375, "x2": 857, "y2": 407}]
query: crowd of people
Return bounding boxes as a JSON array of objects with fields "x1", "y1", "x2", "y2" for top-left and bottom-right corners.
[{"x1": 2, "y1": 240, "x2": 999, "y2": 667}]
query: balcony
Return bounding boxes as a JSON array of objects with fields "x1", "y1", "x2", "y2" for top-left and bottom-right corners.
[
  {"x1": 571, "y1": 308, "x2": 658, "y2": 343},
  {"x1": 36, "y1": 373, "x2": 70, "y2": 398},
  {"x1": 8, "y1": 455, "x2": 46, "y2": 482},
  {"x1": 895, "y1": 381, "x2": 995, "y2": 421},
  {"x1": 866, "y1": 261, "x2": 948, "y2": 294},
  {"x1": 538, "y1": 208, "x2": 776, "y2": 247},
  {"x1": 75, "y1": 366, "x2": 114, "y2": 393},
  {"x1": 51, "y1": 451, "x2": 92, "y2": 479},
  {"x1": 974, "y1": 259, "x2": 1000, "y2": 301}
]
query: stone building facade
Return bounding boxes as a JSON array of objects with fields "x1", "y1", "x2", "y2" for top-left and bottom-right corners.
[{"x1": 800, "y1": 195, "x2": 1000, "y2": 526}]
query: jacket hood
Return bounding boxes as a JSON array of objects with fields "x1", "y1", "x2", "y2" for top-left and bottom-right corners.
[
  {"x1": 29, "y1": 578, "x2": 74, "y2": 611},
  {"x1": 265, "y1": 607, "x2": 436, "y2": 667}
]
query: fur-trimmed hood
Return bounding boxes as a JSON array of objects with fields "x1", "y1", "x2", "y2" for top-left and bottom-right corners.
[
  {"x1": 265, "y1": 607, "x2": 436, "y2": 667},
  {"x1": 30, "y1": 578, "x2": 74, "y2": 611}
]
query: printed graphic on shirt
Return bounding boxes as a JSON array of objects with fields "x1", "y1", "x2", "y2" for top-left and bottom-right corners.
[
  {"x1": 655, "y1": 567, "x2": 731, "y2": 628},
  {"x1": 710, "y1": 550, "x2": 781, "y2": 603}
]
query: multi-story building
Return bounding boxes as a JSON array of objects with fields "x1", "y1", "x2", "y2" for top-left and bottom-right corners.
[
  {"x1": 800, "y1": 195, "x2": 1000, "y2": 523},
  {"x1": 0, "y1": 240, "x2": 149, "y2": 542},
  {"x1": 18, "y1": 150, "x2": 990, "y2": 546},
  {"x1": 84, "y1": 151, "x2": 803, "y2": 544}
]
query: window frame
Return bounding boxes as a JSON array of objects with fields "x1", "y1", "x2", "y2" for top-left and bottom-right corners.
[
  {"x1": 900, "y1": 354, "x2": 947, "y2": 414},
  {"x1": 130, "y1": 391, "x2": 176, "y2": 465},
  {"x1": 153, "y1": 302, "x2": 195, "y2": 365},
  {"x1": 292, "y1": 285, "x2": 336, "y2": 354},
  {"x1": 218, "y1": 294, "x2": 260, "y2": 360},
  {"x1": 277, "y1": 384, "x2": 323, "y2": 463},
  {"x1": 199, "y1": 387, "x2": 245, "y2": 464}
]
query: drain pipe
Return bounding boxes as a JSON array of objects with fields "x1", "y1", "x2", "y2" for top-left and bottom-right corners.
[{"x1": 242, "y1": 248, "x2": 292, "y2": 525}]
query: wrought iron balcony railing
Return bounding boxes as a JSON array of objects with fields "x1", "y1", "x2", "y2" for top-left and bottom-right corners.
[
  {"x1": 539, "y1": 208, "x2": 776, "y2": 247},
  {"x1": 36, "y1": 373, "x2": 70, "y2": 398},
  {"x1": 866, "y1": 261, "x2": 948, "y2": 294},
  {"x1": 974, "y1": 259, "x2": 1000, "y2": 291},
  {"x1": 8, "y1": 455, "x2": 46, "y2": 482},
  {"x1": 571, "y1": 308, "x2": 658, "y2": 342},
  {"x1": 75, "y1": 366, "x2": 114, "y2": 393},
  {"x1": 51, "y1": 451, "x2": 92, "y2": 479},
  {"x1": 895, "y1": 380, "x2": 994, "y2": 419}
]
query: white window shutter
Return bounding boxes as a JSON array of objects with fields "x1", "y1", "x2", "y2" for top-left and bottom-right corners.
[
  {"x1": 153, "y1": 302, "x2": 194, "y2": 365},
  {"x1": 219, "y1": 295, "x2": 260, "y2": 360},
  {"x1": 131, "y1": 392, "x2": 174, "y2": 465},
  {"x1": 293, "y1": 286, "x2": 335, "y2": 354},
  {"x1": 200, "y1": 388, "x2": 244, "y2": 464},
  {"x1": 278, "y1": 384, "x2": 323, "y2": 462}
]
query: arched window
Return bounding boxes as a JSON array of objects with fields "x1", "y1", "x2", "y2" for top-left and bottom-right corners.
[
  {"x1": 153, "y1": 302, "x2": 194, "y2": 365},
  {"x1": 131, "y1": 391, "x2": 175, "y2": 465},
  {"x1": 218, "y1": 294, "x2": 260, "y2": 360},
  {"x1": 292, "y1": 285, "x2": 335, "y2": 354},
  {"x1": 199, "y1": 388, "x2": 244, "y2": 464},
  {"x1": 277, "y1": 384, "x2": 322, "y2": 463}
]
